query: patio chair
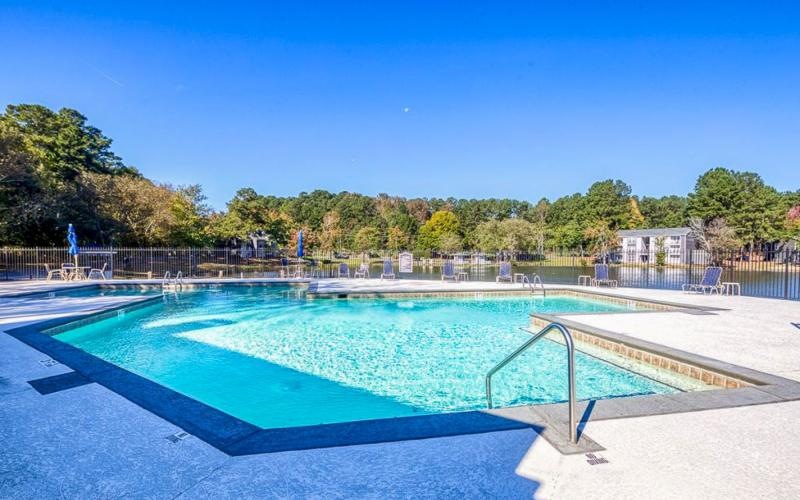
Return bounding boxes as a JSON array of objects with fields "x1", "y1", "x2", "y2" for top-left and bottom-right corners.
[
  {"x1": 337, "y1": 262, "x2": 350, "y2": 278},
  {"x1": 591, "y1": 264, "x2": 618, "y2": 287},
  {"x1": 44, "y1": 264, "x2": 62, "y2": 281},
  {"x1": 496, "y1": 262, "x2": 512, "y2": 283},
  {"x1": 441, "y1": 261, "x2": 457, "y2": 281},
  {"x1": 279, "y1": 257, "x2": 290, "y2": 278},
  {"x1": 87, "y1": 263, "x2": 107, "y2": 281},
  {"x1": 354, "y1": 263, "x2": 370, "y2": 279},
  {"x1": 682, "y1": 266, "x2": 723, "y2": 294},
  {"x1": 380, "y1": 259, "x2": 396, "y2": 280}
]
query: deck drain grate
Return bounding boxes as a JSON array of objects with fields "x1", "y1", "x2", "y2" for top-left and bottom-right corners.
[
  {"x1": 38, "y1": 358, "x2": 60, "y2": 367},
  {"x1": 165, "y1": 431, "x2": 191, "y2": 443},
  {"x1": 585, "y1": 453, "x2": 609, "y2": 465}
]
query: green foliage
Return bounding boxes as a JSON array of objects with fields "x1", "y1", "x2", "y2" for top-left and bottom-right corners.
[
  {"x1": 214, "y1": 188, "x2": 292, "y2": 245},
  {"x1": 0, "y1": 103, "x2": 795, "y2": 251},
  {"x1": 353, "y1": 226, "x2": 382, "y2": 252},
  {"x1": 474, "y1": 218, "x2": 542, "y2": 255},
  {"x1": 639, "y1": 195, "x2": 688, "y2": 227},
  {"x1": 654, "y1": 236, "x2": 667, "y2": 267},
  {"x1": 688, "y1": 168, "x2": 788, "y2": 245},
  {"x1": 416, "y1": 210, "x2": 461, "y2": 251},
  {"x1": 583, "y1": 221, "x2": 619, "y2": 258}
]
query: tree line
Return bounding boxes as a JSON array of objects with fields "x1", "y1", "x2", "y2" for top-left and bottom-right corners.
[{"x1": 1, "y1": 104, "x2": 798, "y2": 254}]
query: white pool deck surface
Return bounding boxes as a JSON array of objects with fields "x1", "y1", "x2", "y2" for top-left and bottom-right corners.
[{"x1": 2, "y1": 278, "x2": 800, "y2": 499}]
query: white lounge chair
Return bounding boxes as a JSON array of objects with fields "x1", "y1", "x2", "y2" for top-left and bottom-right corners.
[
  {"x1": 44, "y1": 264, "x2": 62, "y2": 281},
  {"x1": 88, "y1": 263, "x2": 107, "y2": 280},
  {"x1": 354, "y1": 263, "x2": 370, "y2": 279}
]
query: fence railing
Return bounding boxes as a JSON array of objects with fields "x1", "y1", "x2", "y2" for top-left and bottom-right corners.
[{"x1": 1, "y1": 246, "x2": 797, "y2": 300}]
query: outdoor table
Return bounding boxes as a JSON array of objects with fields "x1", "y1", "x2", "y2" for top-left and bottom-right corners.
[
  {"x1": 578, "y1": 275, "x2": 592, "y2": 286},
  {"x1": 722, "y1": 282, "x2": 741, "y2": 296},
  {"x1": 62, "y1": 266, "x2": 91, "y2": 281},
  {"x1": 513, "y1": 273, "x2": 526, "y2": 283},
  {"x1": 457, "y1": 271, "x2": 469, "y2": 282}
]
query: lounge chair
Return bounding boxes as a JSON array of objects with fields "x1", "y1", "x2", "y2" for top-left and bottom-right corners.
[
  {"x1": 44, "y1": 264, "x2": 62, "y2": 281},
  {"x1": 380, "y1": 259, "x2": 396, "y2": 280},
  {"x1": 87, "y1": 263, "x2": 107, "y2": 280},
  {"x1": 591, "y1": 264, "x2": 618, "y2": 287},
  {"x1": 337, "y1": 263, "x2": 350, "y2": 278},
  {"x1": 496, "y1": 262, "x2": 512, "y2": 283},
  {"x1": 354, "y1": 263, "x2": 370, "y2": 279},
  {"x1": 441, "y1": 261, "x2": 458, "y2": 281},
  {"x1": 682, "y1": 266, "x2": 723, "y2": 294}
]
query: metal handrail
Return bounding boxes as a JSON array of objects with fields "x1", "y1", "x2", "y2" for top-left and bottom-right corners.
[
  {"x1": 530, "y1": 274, "x2": 546, "y2": 296},
  {"x1": 520, "y1": 274, "x2": 546, "y2": 296},
  {"x1": 485, "y1": 322, "x2": 577, "y2": 443}
]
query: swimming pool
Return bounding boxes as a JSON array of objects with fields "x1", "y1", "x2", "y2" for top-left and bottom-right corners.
[{"x1": 54, "y1": 285, "x2": 676, "y2": 428}]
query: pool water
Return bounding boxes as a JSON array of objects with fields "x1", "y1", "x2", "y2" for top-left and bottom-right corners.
[{"x1": 55, "y1": 286, "x2": 675, "y2": 428}]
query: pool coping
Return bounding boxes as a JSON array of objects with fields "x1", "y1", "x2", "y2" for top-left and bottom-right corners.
[{"x1": 7, "y1": 284, "x2": 800, "y2": 457}]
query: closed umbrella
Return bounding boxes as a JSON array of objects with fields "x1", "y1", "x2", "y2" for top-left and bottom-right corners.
[
  {"x1": 296, "y1": 230, "x2": 304, "y2": 276},
  {"x1": 297, "y1": 230, "x2": 304, "y2": 258},
  {"x1": 67, "y1": 223, "x2": 80, "y2": 267}
]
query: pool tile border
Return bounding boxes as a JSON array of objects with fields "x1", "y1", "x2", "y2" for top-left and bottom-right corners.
[{"x1": 522, "y1": 313, "x2": 800, "y2": 425}]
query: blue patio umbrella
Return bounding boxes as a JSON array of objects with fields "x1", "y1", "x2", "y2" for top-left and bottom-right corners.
[
  {"x1": 296, "y1": 230, "x2": 304, "y2": 258},
  {"x1": 67, "y1": 223, "x2": 80, "y2": 265}
]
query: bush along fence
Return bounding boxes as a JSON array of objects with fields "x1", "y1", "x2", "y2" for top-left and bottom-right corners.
[{"x1": 1, "y1": 246, "x2": 798, "y2": 300}]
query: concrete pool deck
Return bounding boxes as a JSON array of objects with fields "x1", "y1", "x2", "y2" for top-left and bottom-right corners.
[{"x1": 2, "y1": 278, "x2": 799, "y2": 498}]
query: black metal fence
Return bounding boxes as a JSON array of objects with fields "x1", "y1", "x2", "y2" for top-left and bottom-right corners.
[{"x1": 1, "y1": 246, "x2": 798, "y2": 300}]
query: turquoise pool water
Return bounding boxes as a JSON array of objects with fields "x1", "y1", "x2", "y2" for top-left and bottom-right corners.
[{"x1": 55, "y1": 286, "x2": 675, "y2": 428}]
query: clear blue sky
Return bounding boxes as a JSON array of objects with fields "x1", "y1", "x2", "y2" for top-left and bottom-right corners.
[{"x1": 2, "y1": 1, "x2": 798, "y2": 209}]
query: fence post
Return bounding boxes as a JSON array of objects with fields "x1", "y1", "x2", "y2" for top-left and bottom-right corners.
[{"x1": 785, "y1": 249, "x2": 790, "y2": 300}]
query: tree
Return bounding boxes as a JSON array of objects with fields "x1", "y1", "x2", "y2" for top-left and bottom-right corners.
[
  {"x1": 83, "y1": 172, "x2": 174, "y2": 245},
  {"x1": 416, "y1": 210, "x2": 461, "y2": 251},
  {"x1": 583, "y1": 221, "x2": 619, "y2": 260},
  {"x1": 474, "y1": 220, "x2": 502, "y2": 253},
  {"x1": 688, "y1": 168, "x2": 787, "y2": 246},
  {"x1": 689, "y1": 216, "x2": 741, "y2": 265},
  {"x1": 353, "y1": 226, "x2": 382, "y2": 252},
  {"x1": 168, "y1": 185, "x2": 213, "y2": 246},
  {"x1": 584, "y1": 179, "x2": 636, "y2": 230},
  {"x1": 0, "y1": 104, "x2": 138, "y2": 244},
  {"x1": 386, "y1": 226, "x2": 410, "y2": 251},
  {"x1": 0, "y1": 121, "x2": 42, "y2": 244},
  {"x1": 215, "y1": 188, "x2": 292, "y2": 245},
  {"x1": 318, "y1": 211, "x2": 342, "y2": 252},
  {"x1": 639, "y1": 195, "x2": 688, "y2": 228},
  {"x1": 687, "y1": 168, "x2": 743, "y2": 221},
  {"x1": 787, "y1": 204, "x2": 800, "y2": 242}
]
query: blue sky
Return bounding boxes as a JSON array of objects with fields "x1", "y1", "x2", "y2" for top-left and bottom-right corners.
[{"x1": 1, "y1": 1, "x2": 798, "y2": 209}]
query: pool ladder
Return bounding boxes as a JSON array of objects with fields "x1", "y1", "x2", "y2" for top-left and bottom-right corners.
[
  {"x1": 162, "y1": 271, "x2": 184, "y2": 293},
  {"x1": 485, "y1": 322, "x2": 577, "y2": 443},
  {"x1": 521, "y1": 273, "x2": 546, "y2": 296}
]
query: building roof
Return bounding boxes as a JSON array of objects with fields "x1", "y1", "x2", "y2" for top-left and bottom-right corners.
[{"x1": 618, "y1": 227, "x2": 692, "y2": 238}]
